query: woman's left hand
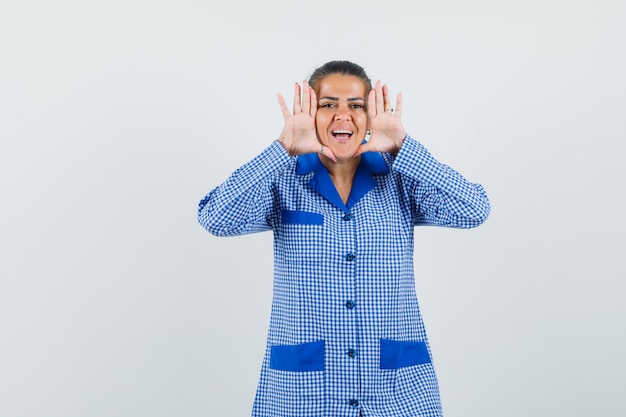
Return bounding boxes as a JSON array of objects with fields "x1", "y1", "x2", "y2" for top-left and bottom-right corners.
[{"x1": 355, "y1": 80, "x2": 407, "y2": 156}]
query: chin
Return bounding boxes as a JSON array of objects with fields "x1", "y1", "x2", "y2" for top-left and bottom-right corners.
[{"x1": 332, "y1": 148, "x2": 360, "y2": 161}]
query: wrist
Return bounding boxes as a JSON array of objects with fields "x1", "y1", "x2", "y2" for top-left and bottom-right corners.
[
  {"x1": 391, "y1": 131, "x2": 407, "y2": 155},
  {"x1": 277, "y1": 137, "x2": 295, "y2": 156}
]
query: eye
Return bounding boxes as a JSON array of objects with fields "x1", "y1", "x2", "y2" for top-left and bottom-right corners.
[
  {"x1": 319, "y1": 102, "x2": 336, "y2": 108},
  {"x1": 351, "y1": 103, "x2": 365, "y2": 110}
]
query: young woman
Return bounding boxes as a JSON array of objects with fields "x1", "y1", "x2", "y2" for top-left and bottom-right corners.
[{"x1": 198, "y1": 60, "x2": 490, "y2": 417}]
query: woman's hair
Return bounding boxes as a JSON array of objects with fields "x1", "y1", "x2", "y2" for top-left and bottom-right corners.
[{"x1": 308, "y1": 60, "x2": 372, "y2": 93}]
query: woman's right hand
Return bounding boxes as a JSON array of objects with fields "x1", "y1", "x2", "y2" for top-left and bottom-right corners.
[{"x1": 277, "y1": 81, "x2": 337, "y2": 161}]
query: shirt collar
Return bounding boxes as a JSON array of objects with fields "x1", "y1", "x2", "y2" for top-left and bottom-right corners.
[
  {"x1": 295, "y1": 151, "x2": 389, "y2": 175},
  {"x1": 295, "y1": 151, "x2": 389, "y2": 212}
]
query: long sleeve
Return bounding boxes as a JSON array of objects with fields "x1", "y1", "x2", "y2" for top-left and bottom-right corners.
[
  {"x1": 392, "y1": 135, "x2": 491, "y2": 228},
  {"x1": 197, "y1": 141, "x2": 292, "y2": 236}
]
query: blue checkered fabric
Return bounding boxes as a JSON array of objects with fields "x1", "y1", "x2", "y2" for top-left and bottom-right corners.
[{"x1": 198, "y1": 135, "x2": 490, "y2": 417}]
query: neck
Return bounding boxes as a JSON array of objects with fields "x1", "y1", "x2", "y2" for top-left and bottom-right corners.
[
  {"x1": 319, "y1": 155, "x2": 360, "y2": 205},
  {"x1": 320, "y1": 154, "x2": 360, "y2": 182}
]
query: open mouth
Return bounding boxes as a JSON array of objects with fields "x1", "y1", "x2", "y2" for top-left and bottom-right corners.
[{"x1": 332, "y1": 129, "x2": 353, "y2": 140}]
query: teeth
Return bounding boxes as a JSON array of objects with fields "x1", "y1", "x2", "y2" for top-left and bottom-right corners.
[{"x1": 333, "y1": 130, "x2": 352, "y2": 134}]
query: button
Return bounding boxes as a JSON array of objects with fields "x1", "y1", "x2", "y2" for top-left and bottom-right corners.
[
  {"x1": 349, "y1": 399, "x2": 359, "y2": 407},
  {"x1": 347, "y1": 348, "x2": 357, "y2": 358},
  {"x1": 342, "y1": 213, "x2": 352, "y2": 221},
  {"x1": 345, "y1": 253, "x2": 355, "y2": 261},
  {"x1": 345, "y1": 300, "x2": 355, "y2": 309}
]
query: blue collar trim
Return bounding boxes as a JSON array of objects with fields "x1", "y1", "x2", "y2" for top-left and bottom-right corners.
[{"x1": 296, "y1": 152, "x2": 389, "y2": 212}]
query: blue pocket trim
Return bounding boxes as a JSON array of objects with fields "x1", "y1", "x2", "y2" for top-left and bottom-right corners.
[
  {"x1": 281, "y1": 210, "x2": 324, "y2": 225},
  {"x1": 379, "y1": 339, "x2": 431, "y2": 369},
  {"x1": 270, "y1": 340, "x2": 325, "y2": 372}
]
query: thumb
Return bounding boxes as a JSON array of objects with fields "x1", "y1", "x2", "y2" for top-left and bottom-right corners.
[
  {"x1": 321, "y1": 145, "x2": 337, "y2": 162},
  {"x1": 354, "y1": 141, "x2": 376, "y2": 157}
]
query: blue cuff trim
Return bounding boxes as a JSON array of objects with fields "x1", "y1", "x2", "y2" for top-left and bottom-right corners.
[
  {"x1": 380, "y1": 339, "x2": 431, "y2": 369},
  {"x1": 270, "y1": 340, "x2": 325, "y2": 372},
  {"x1": 281, "y1": 210, "x2": 324, "y2": 225}
]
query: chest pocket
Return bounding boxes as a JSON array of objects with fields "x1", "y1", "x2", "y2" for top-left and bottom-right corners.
[
  {"x1": 281, "y1": 210, "x2": 324, "y2": 225},
  {"x1": 278, "y1": 210, "x2": 326, "y2": 260}
]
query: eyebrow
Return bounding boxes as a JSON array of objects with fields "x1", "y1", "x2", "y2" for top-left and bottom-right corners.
[{"x1": 318, "y1": 96, "x2": 366, "y2": 102}]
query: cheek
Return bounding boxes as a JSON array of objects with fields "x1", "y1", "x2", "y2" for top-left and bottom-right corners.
[
  {"x1": 355, "y1": 112, "x2": 369, "y2": 129},
  {"x1": 315, "y1": 113, "x2": 332, "y2": 130}
]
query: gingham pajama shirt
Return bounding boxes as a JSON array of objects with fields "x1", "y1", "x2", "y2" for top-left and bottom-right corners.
[{"x1": 198, "y1": 135, "x2": 490, "y2": 417}]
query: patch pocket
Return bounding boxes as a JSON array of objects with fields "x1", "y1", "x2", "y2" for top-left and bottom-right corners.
[
  {"x1": 281, "y1": 210, "x2": 324, "y2": 225},
  {"x1": 380, "y1": 339, "x2": 432, "y2": 370},
  {"x1": 270, "y1": 340, "x2": 325, "y2": 372}
]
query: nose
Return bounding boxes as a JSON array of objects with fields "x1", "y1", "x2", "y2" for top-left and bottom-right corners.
[{"x1": 334, "y1": 105, "x2": 352, "y2": 121}]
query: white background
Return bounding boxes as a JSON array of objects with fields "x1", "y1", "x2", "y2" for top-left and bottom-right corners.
[{"x1": 1, "y1": 1, "x2": 625, "y2": 416}]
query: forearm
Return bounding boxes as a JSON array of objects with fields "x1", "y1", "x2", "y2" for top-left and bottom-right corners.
[
  {"x1": 392, "y1": 135, "x2": 490, "y2": 228},
  {"x1": 198, "y1": 141, "x2": 291, "y2": 236}
]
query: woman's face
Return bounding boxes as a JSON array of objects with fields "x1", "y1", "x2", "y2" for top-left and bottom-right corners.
[{"x1": 315, "y1": 74, "x2": 369, "y2": 161}]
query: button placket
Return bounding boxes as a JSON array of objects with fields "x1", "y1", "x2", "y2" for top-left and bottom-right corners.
[{"x1": 341, "y1": 209, "x2": 359, "y2": 412}]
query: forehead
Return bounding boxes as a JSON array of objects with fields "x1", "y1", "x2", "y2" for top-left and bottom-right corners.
[{"x1": 317, "y1": 74, "x2": 368, "y2": 99}]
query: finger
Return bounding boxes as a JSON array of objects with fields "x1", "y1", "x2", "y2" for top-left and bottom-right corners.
[
  {"x1": 394, "y1": 92, "x2": 403, "y2": 118},
  {"x1": 301, "y1": 80, "x2": 310, "y2": 115},
  {"x1": 308, "y1": 85, "x2": 317, "y2": 118},
  {"x1": 367, "y1": 89, "x2": 376, "y2": 120},
  {"x1": 293, "y1": 82, "x2": 302, "y2": 114},
  {"x1": 317, "y1": 144, "x2": 337, "y2": 162},
  {"x1": 354, "y1": 141, "x2": 376, "y2": 157},
  {"x1": 321, "y1": 145, "x2": 337, "y2": 162},
  {"x1": 277, "y1": 93, "x2": 291, "y2": 119},
  {"x1": 375, "y1": 80, "x2": 384, "y2": 115},
  {"x1": 382, "y1": 83, "x2": 391, "y2": 112}
]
